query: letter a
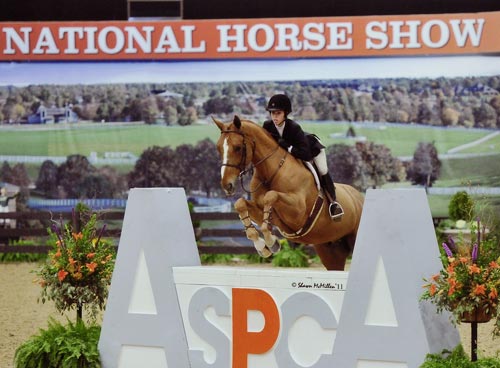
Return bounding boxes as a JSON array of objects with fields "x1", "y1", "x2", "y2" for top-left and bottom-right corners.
[
  {"x1": 332, "y1": 189, "x2": 460, "y2": 368},
  {"x1": 99, "y1": 188, "x2": 201, "y2": 368}
]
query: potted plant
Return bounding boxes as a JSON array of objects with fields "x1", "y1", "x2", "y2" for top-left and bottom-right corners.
[
  {"x1": 422, "y1": 219, "x2": 500, "y2": 360},
  {"x1": 14, "y1": 204, "x2": 116, "y2": 367}
]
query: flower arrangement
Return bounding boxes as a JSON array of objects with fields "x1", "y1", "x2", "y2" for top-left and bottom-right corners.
[
  {"x1": 36, "y1": 203, "x2": 116, "y2": 322},
  {"x1": 422, "y1": 219, "x2": 500, "y2": 337}
]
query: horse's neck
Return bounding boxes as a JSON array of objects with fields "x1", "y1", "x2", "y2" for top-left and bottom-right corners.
[{"x1": 246, "y1": 123, "x2": 291, "y2": 176}]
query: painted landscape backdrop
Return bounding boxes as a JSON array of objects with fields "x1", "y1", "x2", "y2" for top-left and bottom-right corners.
[{"x1": 1, "y1": 75, "x2": 499, "y2": 218}]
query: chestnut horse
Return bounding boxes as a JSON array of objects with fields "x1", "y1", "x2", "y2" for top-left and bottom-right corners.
[{"x1": 214, "y1": 115, "x2": 364, "y2": 270}]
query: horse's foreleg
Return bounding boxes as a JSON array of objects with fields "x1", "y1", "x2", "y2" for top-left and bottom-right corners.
[
  {"x1": 261, "y1": 191, "x2": 282, "y2": 254},
  {"x1": 234, "y1": 198, "x2": 271, "y2": 258}
]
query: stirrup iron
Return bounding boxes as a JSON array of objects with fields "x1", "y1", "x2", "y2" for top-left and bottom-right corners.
[{"x1": 329, "y1": 201, "x2": 344, "y2": 220}]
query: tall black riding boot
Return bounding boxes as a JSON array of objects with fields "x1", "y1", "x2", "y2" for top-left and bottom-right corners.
[{"x1": 320, "y1": 174, "x2": 344, "y2": 220}]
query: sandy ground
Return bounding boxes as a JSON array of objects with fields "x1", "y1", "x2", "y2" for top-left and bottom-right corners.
[{"x1": 1, "y1": 262, "x2": 499, "y2": 367}]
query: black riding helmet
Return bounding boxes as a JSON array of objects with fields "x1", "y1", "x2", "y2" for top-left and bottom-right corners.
[{"x1": 266, "y1": 94, "x2": 292, "y2": 115}]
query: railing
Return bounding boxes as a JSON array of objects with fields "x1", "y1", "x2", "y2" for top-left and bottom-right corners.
[
  {"x1": 0, "y1": 210, "x2": 257, "y2": 255},
  {"x1": 0, "y1": 211, "x2": 449, "y2": 256}
]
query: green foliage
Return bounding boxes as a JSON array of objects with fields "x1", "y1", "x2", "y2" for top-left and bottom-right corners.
[
  {"x1": 14, "y1": 318, "x2": 101, "y2": 368},
  {"x1": 420, "y1": 345, "x2": 500, "y2": 367},
  {"x1": 35, "y1": 204, "x2": 116, "y2": 322},
  {"x1": 0, "y1": 239, "x2": 47, "y2": 262},
  {"x1": 449, "y1": 191, "x2": 475, "y2": 221},
  {"x1": 240, "y1": 252, "x2": 272, "y2": 264},
  {"x1": 271, "y1": 240, "x2": 309, "y2": 268},
  {"x1": 200, "y1": 253, "x2": 234, "y2": 264}
]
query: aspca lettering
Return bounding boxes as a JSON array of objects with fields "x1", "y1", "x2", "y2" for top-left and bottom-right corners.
[{"x1": 186, "y1": 287, "x2": 338, "y2": 368}]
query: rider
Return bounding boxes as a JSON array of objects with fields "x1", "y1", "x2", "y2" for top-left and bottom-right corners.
[{"x1": 262, "y1": 94, "x2": 344, "y2": 220}]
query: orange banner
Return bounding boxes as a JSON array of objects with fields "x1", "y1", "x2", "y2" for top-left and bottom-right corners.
[{"x1": 1, "y1": 11, "x2": 498, "y2": 61}]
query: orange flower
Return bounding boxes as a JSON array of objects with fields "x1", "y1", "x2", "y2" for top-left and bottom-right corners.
[
  {"x1": 431, "y1": 273, "x2": 440, "y2": 282},
  {"x1": 86, "y1": 262, "x2": 98, "y2": 273},
  {"x1": 473, "y1": 284, "x2": 486, "y2": 296},
  {"x1": 447, "y1": 278, "x2": 458, "y2": 296},
  {"x1": 468, "y1": 264, "x2": 481, "y2": 274},
  {"x1": 429, "y1": 284, "x2": 437, "y2": 296},
  {"x1": 69, "y1": 257, "x2": 77, "y2": 265},
  {"x1": 58, "y1": 269, "x2": 69, "y2": 282},
  {"x1": 446, "y1": 264, "x2": 455, "y2": 274},
  {"x1": 489, "y1": 288, "x2": 498, "y2": 300},
  {"x1": 72, "y1": 232, "x2": 83, "y2": 240},
  {"x1": 87, "y1": 252, "x2": 96, "y2": 259},
  {"x1": 459, "y1": 257, "x2": 468, "y2": 264},
  {"x1": 54, "y1": 249, "x2": 62, "y2": 258},
  {"x1": 489, "y1": 261, "x2": 499, "y2": 269}
]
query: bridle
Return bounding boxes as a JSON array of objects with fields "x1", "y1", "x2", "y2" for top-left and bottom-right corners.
[{"x1": 220, "y1": 129, "x2": 287, "y2": 194}]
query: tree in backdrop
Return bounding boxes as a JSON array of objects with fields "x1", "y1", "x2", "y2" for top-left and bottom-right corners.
[
  {"x1": 326, "y1": 141, "x2": 404, "y2": 191},
  {"x1": 77, "y1": 174, "x2": 114, "y2": 198},
  {"x1": 174, "y1": 143, "x2": 196, "y2": 190},
  {"x1": 354, "y1": 141, "x2": 402, "y2": 189},
  {"x1": 36, "y1": 160, "x2": 59, "y2": 198},
  {"x1": 98, "y1": 165, "x2": 128, "y2": 198},
  {"x1": 1, "y1": 161, "x2": 31, "y2": 188},
  {"x1": 57, "y1": 155, "x2": 97, "y2": 198},
  {"x1": 192, "y1": 138, "x2": 221, "y2": 197},
  {"x1": 127, "y1": 146, "x2": 178, "y2": 188},
  {"x1": 326, "y1": 144, "x2": 364, "y2": 188},
  {"x1": 407, "y1": 141, "x2": 441, "y2": 187},
  {"x1": 0, "y1": 161, "x2": 14, "y2": 184}
]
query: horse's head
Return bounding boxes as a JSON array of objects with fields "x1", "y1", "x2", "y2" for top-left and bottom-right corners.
[{"x1": 213, "y1": 115, "x2": 254, "y2": 196}]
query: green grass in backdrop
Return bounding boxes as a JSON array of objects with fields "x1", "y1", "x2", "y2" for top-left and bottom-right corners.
[{"x1": 0, "y1": 122, "x2": 495, "y2": 157}]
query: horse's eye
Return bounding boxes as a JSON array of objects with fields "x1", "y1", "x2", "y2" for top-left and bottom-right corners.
[{"x1": 234, "y1": 146, "x2": 242, "y2": 153}]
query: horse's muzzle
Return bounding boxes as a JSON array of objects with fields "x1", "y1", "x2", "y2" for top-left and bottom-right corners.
[{"x1": 223, "y1": 182, "x2": 235, "y2": 196}]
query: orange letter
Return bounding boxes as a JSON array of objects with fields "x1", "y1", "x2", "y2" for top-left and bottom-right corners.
[{"x1": 232, "y1": 288, "x2": 280, "y2": 368}]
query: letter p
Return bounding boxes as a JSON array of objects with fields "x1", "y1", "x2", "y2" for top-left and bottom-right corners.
[{"x1": 232, "y1": 288, "x2": 280, "y2": 368}]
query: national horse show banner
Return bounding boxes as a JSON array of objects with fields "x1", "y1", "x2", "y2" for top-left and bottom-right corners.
[{"x1": 0, "y1": 11, "x2": 499, "y2": 61}]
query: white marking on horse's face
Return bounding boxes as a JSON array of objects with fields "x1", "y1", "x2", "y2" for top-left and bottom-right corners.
[{"x1": 221, "y1": 136, "x2": 229, "y2": 179}]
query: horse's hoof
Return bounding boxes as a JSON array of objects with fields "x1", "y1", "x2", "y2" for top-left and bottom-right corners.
[
  {"x1": 268, "y1": 240, "x2": 281, "y2": 254},
  {"x1": 258, "y1": 247, "x2": 273, "y2": 258}
]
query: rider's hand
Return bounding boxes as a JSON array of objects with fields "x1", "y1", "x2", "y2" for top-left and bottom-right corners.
[{"x1": 278, "y1": 138, "x2": 290, "y2": 150}]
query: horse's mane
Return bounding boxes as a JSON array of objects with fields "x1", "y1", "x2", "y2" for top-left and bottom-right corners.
[{"x1": 239, "y1": 119, "x2": 275, "y2": 144}]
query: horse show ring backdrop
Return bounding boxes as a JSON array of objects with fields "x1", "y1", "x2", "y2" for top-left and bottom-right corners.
[{"x1": 1, "y1": 10, "x2": 500, "y2": 368}]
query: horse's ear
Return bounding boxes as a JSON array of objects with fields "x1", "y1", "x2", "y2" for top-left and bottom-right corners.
[
  {"x1": 212, "y1": 116, "x2": 225, "y2": 132},
  {"x1": 233, "y1": 115, "x2": 241, "y2": 129}
]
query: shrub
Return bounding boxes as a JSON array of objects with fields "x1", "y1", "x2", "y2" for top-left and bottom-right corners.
[
  {"x1": 420, "y1": 345, "x2": 500, "y2": 367},
  {"x1": 448, "y1": 191, "x2": 475, "y2": 222},
  {"x1": 271, "y1": 240, "x2": 309, "y2": 268},
  {"x1": 14, "y1": 318, "x2": 101, "y2": 368}
]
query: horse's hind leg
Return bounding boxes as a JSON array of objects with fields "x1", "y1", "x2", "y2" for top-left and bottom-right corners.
[
  {"x1": 313, "y1": 239, "x2": 351, "y2": 271},
  {"x1": 234, "y1": 197, "x2": 272, "y2": 258}
]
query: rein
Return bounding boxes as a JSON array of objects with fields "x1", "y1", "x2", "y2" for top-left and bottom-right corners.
[{"x1": 220, "y1": 129, "x2": 287, "y2": 194}]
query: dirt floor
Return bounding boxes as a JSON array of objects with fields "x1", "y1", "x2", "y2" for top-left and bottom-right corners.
[{"x1": 1, "y1": 262, "x2": 499, "y2": 367}]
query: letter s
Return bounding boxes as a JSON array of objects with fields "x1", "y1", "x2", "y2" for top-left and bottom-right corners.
[{"x1": 188, "y1": 287, "x2": 231, "y2": 368}]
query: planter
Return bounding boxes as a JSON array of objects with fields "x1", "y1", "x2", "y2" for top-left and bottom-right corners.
[
  {"x1": 440, "y1": 228, "x2": 489, "y2": 243},
  {"x1": 460, "y1": 306, "x2": 494, "y2": 323}
]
